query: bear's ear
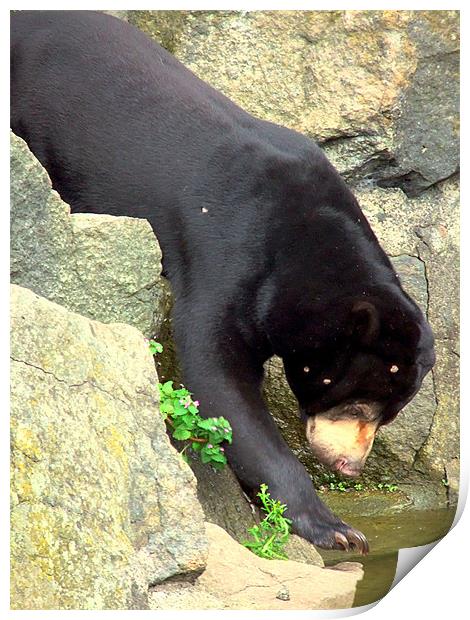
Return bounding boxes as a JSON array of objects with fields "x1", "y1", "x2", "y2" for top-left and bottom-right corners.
[{"x1": 351, "y1": 301, "x2": 380, "y2": 345}]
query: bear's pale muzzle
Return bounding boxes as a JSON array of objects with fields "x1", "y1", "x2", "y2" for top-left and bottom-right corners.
[{"x1": 305, "y1": 406, "x2": 380, "y2": 476}]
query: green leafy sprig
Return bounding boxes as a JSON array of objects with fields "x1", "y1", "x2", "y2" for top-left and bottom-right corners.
[
  {"x1": 146, "y1": 338, "x2": 233, "y2": 469},
  {"x1": 158, "y1": 380, "x2": 232, "y2": 469},
  {"x1": 243, "y1": 484, "x2": 292, "y2": 560}
]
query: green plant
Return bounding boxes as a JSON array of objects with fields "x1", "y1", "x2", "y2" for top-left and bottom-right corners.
[
  {"x1": 441, "y1": 478, "x2": 450, "y2": 487},
  {"x1": 146, "y1": 340, "x2": 232, "y2": 469},
  {"x1": 146, "y1": 338, "x2": 233, "y2": 469},
  {"x1": 317, "y1": 471, "x2": 399, "y2": 493},
  {"x1": 147, "y1": 339, "x2": 163, "y2": 355},
  {"x1": 243, "y1": 484, "x2": 292, "y2": 560},
  {"x1": 158, "y1": 380, "x2": 232, "y2": 469},
  {"x1": 318, "y1": 472, "x2": 360, "y2": 492},
  {"x1": 376, "y1": 483, "x2": 399, "y2": 493}
]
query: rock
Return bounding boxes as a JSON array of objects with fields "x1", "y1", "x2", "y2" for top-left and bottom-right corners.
[
  {"x1": 390, "y1": 255, "x2": 428, "y2": 314},
  {"x1": 10, "y1": 132, "x2": 170, "y2": 337},
  {"x1": 131, "y1": 10, "x2": 458, "y2": 196},
  {"x1": 186, "y1": 450, "x2": 258, "y2": 543},
  {"x1": 322, "y1": 489, "x2": 413, "y2": 519},
  {"x1": 10, "y1": 284, "x2": 207, "y2": 609},
  {"x1": 284, "y1": 534, "x2": 325, "y2": 567},
  {"x1": 263, "y1": 355, "x2": 313, "y2": 471},
  {"x1": 149, "y1": 523, "x2": 362, "y2": 610},
  {"x1": 444, "y1": 458, "x2": 460, "y2": 505},
  {"x1": 378, "y1": 14, "x2": 459, "y2": 195},
  {"x1": 159, "y1": 11, "x2": 414, "y2": 141},
  {"x1": 367, "y1": 255, "x2": 436, "y2": 478},
  {"x1": 127, "y1": 10, "x2": 190, "y2": 54},
  {"x1": 276, "y1": 585, "x2": 290, "y2": 601},
  {"x1": 415, "y1": 339, "x2": 459, "y2": 478},
  {"x1": 103, "y1": 10, "x2": 129, "y2": 22}
]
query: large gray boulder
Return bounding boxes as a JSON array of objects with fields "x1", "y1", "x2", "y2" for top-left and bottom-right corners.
[
  {"x1": 10, "y1": 284, "x2": 362, "y2": 610},
  {"x1": 10, "y1": 132, "x2": 170, "y2": 338},
  {"x1": 128, "y1": 10, "x2": 459, "y2": 196},
  {"x1": 10, "y1": 284, "x2": 207, "y2": 609}
]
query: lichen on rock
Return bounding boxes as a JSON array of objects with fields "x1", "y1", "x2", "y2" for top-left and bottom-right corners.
[{"x1": 10, "y1": 284, "x2": 207, "y2": 609}]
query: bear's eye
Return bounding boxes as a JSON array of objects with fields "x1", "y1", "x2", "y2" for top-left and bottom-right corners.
[
  {"x1": 322, "y1": 378, "x2": 332, "y2": 385},
  {"x1": 303, "y1": 366, "x2": 310, "y2": 373},
  {"x1": 389, "y1": 365, "x2": 399, "y2": 373}
]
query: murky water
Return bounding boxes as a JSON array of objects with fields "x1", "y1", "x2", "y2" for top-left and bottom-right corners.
[{"x1": 319, "y1": 505, "x2": 457, "y2": 607}]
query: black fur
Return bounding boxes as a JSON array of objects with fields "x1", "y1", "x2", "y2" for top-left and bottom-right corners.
[{"x1": 10, "y1": 10, "x2": 435, "y2": 552}]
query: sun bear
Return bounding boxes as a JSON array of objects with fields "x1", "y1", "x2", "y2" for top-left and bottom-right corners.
[{"x1": 10, "y1": 11, "x2": 435, "y2": 553}]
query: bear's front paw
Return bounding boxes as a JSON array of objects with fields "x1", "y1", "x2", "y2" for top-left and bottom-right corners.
[
  {"x1": 292, "y1": 515, "x2": 369, "y2": 555},
  {"x1": 333, "y1": 525, "x2": 369, "y2": 554}
]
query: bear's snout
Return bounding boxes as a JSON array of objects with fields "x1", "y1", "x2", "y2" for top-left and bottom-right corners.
[
  {"x1": 305, "y1": 409, "x2": 379, "y2": 474},
  {"x1": 333, "y1": 457, "x2": 363, "y2": 477}
]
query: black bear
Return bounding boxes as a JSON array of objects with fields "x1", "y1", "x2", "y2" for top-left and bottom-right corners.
[{"x1": 10, "y1": 11, "x2": 435, "y2": 553}]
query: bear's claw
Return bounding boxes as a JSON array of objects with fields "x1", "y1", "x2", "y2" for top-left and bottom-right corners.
[
  {"x1": 291, "y1": 511, "x2": 370, "y2": 554},
  {"x1": 335, "y1": 529, "x2": 369, "y2": 555}
]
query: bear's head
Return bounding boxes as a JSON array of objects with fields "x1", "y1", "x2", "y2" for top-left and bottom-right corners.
[{"x1": 275, "y1": 291, "x2": 435, "y2": 477}]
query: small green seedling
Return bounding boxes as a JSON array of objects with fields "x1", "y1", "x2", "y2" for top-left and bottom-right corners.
[
  {"x1": 376, "y1": 483, "x2": 399, "y2": 493},
  {"x1": 317, "y1": 472, "x2": 399, "y2": 493},
  {"x1": 320, "y1": 472, "x2": 362, "y2": 492},
  {"x1": 243, "y1": 484, "x2": 292, "y2": 560},
  {"x1": 147, "y1": 339, "x2": 163, "y2": 355}
]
